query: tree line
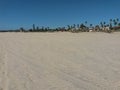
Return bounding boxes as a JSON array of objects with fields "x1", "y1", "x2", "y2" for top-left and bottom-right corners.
[{"x1": 1, "y1": 18, "x2": 120, "y2": 33}]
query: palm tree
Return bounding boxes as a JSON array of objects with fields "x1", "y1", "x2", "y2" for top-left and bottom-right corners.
[
  {"x1": 90, "y1": 24, "x2": 92, "y2": 27},
  {"x1": 70, "y1": 25, "x2": 73, "y2": 29},
  {"x1": 110, "y1": 19, "x2": 112, "y2": 25},
  {"x1": 77, "y1": 24, "x2": 79, "y2": 29},
  {"x1": 118, "y1": 23, "x2": 120, "y2": 26},
  {"x1": 33, "y1": 24, "x2": 36, "y2": 31},
  {"x1": 80, "y1": 23, "x2": 86, "y2": 32},
  {"x1": 116, "y1": 18, "x2": 119, "y2": 26},
  {"x1": 113, "y1": 19, "x2": 117, "y2": 26},
  {"x1": 109, "y1": 19, "x2": 113, "y2": 29},
  {"x1": 109, "y1": 23, "x2": 112, "y2": 30},
  {"x1": 20, "y1": 27, "x2": 24, "y2": 32},
  {"x1": 67, "y1": 25, "x2": 71, "y2": 30},
  {"x1": 103, "y1": 22, "x2": 106, "y2": 27},
  {"x1": 85, "y1": 21, "x2": 87, "y2": 26},
  {"x1": 47, "y1": 27, "x2": 50, "y2": 31},
  {"x1": 110, "y1": 19, "x2": 112, "y2": 21},
  {"x1": 116, "y1": 18, "x2": 119, "y2": 22},
  {"x1": 100, "y1": 22, "x2": 105, "y2": 32},
  {"x1": 42, "y1": 26, "x2": 44, "y2": 32},
  {"x1": 100, "y1": 22, "x2": 103, "y2": 28},
  {"x1": 73, "y1": 24, "x2": 76, "y2": 28},
  {"x1": 36, "y1": 26, "x2": 39, "y2": 32}
]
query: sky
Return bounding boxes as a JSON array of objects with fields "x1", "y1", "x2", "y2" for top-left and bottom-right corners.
[{"x1": 0, "y1": 0, "x2": 120, "y2": 30}]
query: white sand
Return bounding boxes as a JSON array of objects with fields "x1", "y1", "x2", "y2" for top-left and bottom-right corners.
[{"x1": 0, "y1": 32, "x2": 120, "y2": 90}]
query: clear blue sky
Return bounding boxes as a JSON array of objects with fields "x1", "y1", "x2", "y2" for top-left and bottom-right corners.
[{"x1": 0, "y1": 0, "x2": 120, "y2": 30}]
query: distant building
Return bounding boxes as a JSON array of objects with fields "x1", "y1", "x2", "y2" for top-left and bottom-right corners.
[{"x1": 113, "y1": 26, "x2": 120, "y2": 30}]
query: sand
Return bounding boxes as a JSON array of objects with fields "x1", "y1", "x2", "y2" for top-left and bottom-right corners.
[{"x1": 0, "y1": 32, "x2": 120, "y2": 90}]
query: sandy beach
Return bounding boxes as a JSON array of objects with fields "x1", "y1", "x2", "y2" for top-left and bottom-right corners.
[{"x1": 0, "y1": 32, "x2": 120, "y2": 90}]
